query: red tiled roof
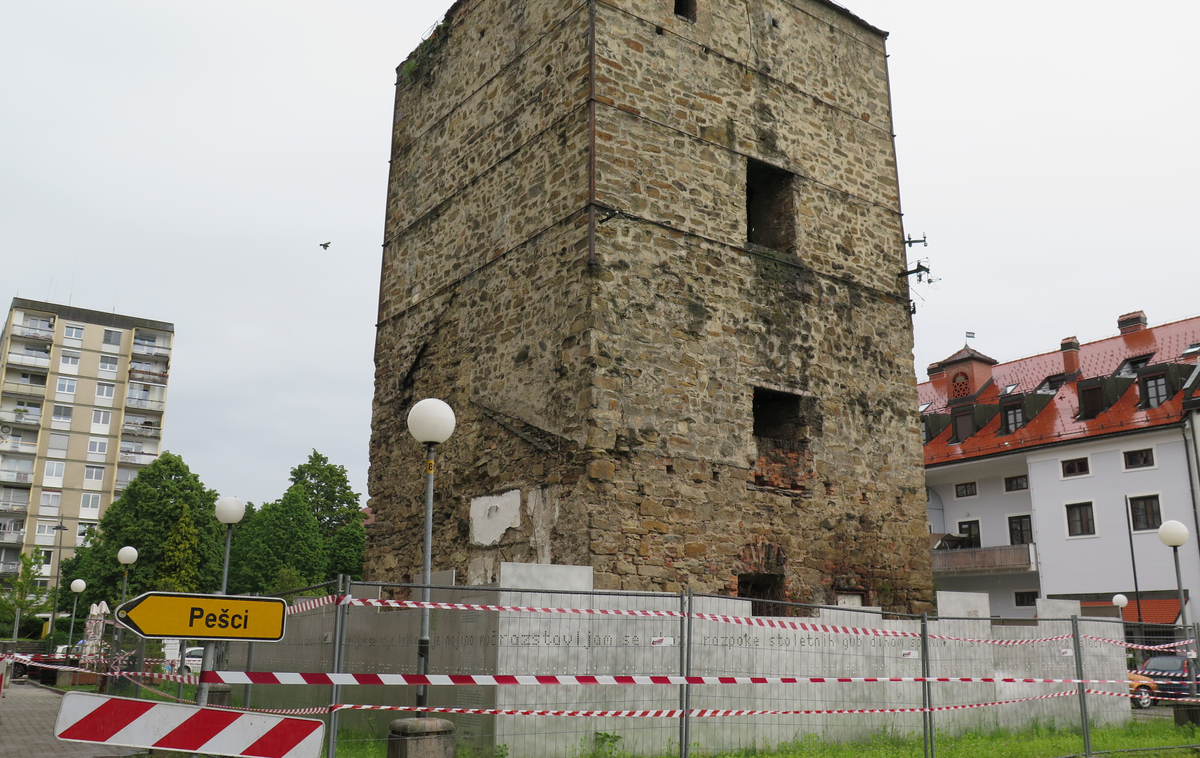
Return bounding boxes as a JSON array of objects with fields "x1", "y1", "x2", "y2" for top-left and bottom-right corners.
[
  {"x1": 930, "y1": 345, "x2": 998, "y2": 370},
  {"x1": 920, "y1": 316, "x2": 1200, "y2": 466},
  {"x1": 1081, "y1": 599, "x2": 1181, "y2": 625}
]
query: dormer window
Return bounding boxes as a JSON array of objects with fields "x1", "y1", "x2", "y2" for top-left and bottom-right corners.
[
  {"x1": 1118, "y1": 355, "x2": 1153, "y2": 378},
  {"x1": 949, "y1": 372, "x2": 970, "y2": 399},
  {"x1": 1037, "y1": 374, "x2": 1066, "y2": 395},
  {"x1": 1079, "y1": 386, "x2": 1105, "y2": 420},
  {"x1": 1001, "y1": 402, "x2": 1024, "y2": 433},
  {"x1": 1143, "y1": 374, "x2": 1169, "y2": 408},
  {"x1": 951, "y1": 411, "x2": 974, "y2": 443}
]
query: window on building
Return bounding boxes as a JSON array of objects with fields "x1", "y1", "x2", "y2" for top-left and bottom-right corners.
[
  {"x1": 103, "y1": 329, "x2": 122, "y2": 346},
  {"x1": 92, "y1": 410, "x2": 111, "y2": 425},
  {"x1": 60, "y1": 351, "x2": 80, "y2": 367},
  {"x1": 84, "y1": 466, "x2": 104, "y2": 482},
  {"x1": 737, "y1": 572, "x2": 785, "y2": 616},
  {"x1": 47, "y1": 434, "x2": 69, "y2": 451},
  {"x1": 1130, "y1": 495, "x2": 1162, "y2": 531},
  {"x1": 133, "y1": 333, "x2": 157, "y2": 346},
  {"x1": 18, "y1": 373, "x2": 44, "y2": 387},
  {"x1": 80, "y1": 493, "x2": 101, "y2": 512},
  {"x1": 1014, "y1": 591, "x2": 1039, "y2": 607},
  {"x1": 957, "y1": 520, "x2": 981, "y2": 548},
  {"x1": 673, "y1": 0, "x2": 696, "y2": 21},
  {"x1": 77, "y1": 522, "x2": 96, "y2": 545},
  {"x1": 52, "y1": 405, "x2": 72, "y2": 422},
  {"x1": 99, "y1": 355, "x2": 118, "y2": 372},
  {"x1": 95, "y1": 383, "x2": 115, "y2": 399},
  {"x1": 752, "y1": 387, "x2": 814, "y2": 442},
  {"x1": 35, "y1": 522, "x2": 57, "y2": 537},
  {"x1": 1005, "y1": 475, "x2": 1029, "y2": 492},
  {"x1": 1003, "y1": 383, "x2": 1020, "y2": 395},
  {"x1": 26, "y1": 317, "x2": 51, "y2": 330},
  {"x1": 1066, "y1": 502, "x2": 1095, "y2": 536},
  {"x1": 1002, "y1": 403, "x2": 1024, "y2": 433},
  {"x1": 949, "y1": 372, "x2": 970, "y2": 400},
  {"x1": 64, "y1": 325, "x2": 84, "y2": 339},
  {"x1": 1009, "y1": 515, "x2": 1033, "y2": 545},
  {"x1": 120, "y1": 441, "x2": 143, "y2": 453},
  {"x1": 43, "y1": 461, "x2": 64, "y2": 478},
  {"x1": 952, "y1": 412, "x2": 974, "y2": 443},
  {"x1": 1125, "y1": 449, "x2": 1155, "y2": 469},
  {"x1": 1183, "y1": 343, "x2": 1200, "y2": 357},
  {"x1": 1143, "y1": 375, "x2": 1169, "y2": 408},
  {"x1": 1062, "y1": 457, "x2": 1090, "y2": 477},
  {"x1": 745, "y1": 158, "x2": 795, "y2": 252},
  {"x1": 954, "y1": 482, "x2": 977, "y2": 498},
  {"x1": 38, "y1": 548, "x2": 53, "y2": 567},
  {"x1": 88, "y1": 439, "x2": 108, "y2": 455},
  {"x1": 56, "y1": 378, "x2": 76, "y2": 394},
  {"x1": 40, "y1": 491, "x2": 60, "y2": 507},
  {"x1": 1118, "y1": 355, "x2": 1152, "y2": 378},
  {"x1": 1079, "y1": 386, "x2": 1105, "y2": 420}
]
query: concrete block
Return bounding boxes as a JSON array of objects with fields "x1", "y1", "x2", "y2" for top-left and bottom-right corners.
[{"x1": 389, "y1": 717, "x2": 456, "y2": 758}]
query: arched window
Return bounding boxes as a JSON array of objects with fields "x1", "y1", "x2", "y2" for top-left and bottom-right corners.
[{"x1": 950, "y1": 372, "x2": 970, "y2": 399}]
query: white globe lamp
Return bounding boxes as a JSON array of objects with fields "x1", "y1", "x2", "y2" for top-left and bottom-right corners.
[
  {"x1": 1159, "y1": 520, "x2": 1190, "y2": 548},
  {"x1": 117, "y1": 546, "x2": 138, "y2": 565},
  {"x1": 215, "y1": 496, "x2": 246, "y2": 525},
  {"x1": 407, "y1": 398, "x2": 456, "y2": 444},
  {"x1": 71, "y1": 579, "x2": 86, "y2": 593}
]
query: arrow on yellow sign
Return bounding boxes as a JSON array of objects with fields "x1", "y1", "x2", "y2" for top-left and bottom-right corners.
[{"x1": 115, "y1": 592, "x2": 287, "y2": 642}]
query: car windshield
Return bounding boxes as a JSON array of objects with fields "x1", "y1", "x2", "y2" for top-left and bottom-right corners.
[{"x1": 1145, "y1": 657, "x2": 1185, "y2": 672}]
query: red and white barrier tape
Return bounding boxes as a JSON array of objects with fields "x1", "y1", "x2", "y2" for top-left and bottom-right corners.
[
  {"x1": 1083, "y1": 636, "x2": 1194, "y2": 651},
  {"x1": 350, "y1": 598, "x2": 686, "y2": 619},
  {"x1": 1086, "y1": 688, "x2": 1200, "y2": 704},
  {"x1": 199, "y1": 670, "x2": 1177, "y2": 687},
  {"x1": 287, "y1": 594, "x2": 343, "y2": 615}
]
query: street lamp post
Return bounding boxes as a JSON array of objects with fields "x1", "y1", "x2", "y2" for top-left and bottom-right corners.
[
  {"x1": 46, "y1": 518, "x2": 69, "y2": 653},
  {"x1": 67, "y1": 579, "x2": 86, "y2": 653},
  {"x1": 196, "y1": 496, "x2": 246, "y2": 709},
  {"x1": 112, "y1": 546, "x2": 137, "y2": 689},
  {"x1": 1158, "y1": 520, "x2": 1197, "y2": 697},
  {"x1": 406, "y1": 398, "x2": 456, "y2": 712}
]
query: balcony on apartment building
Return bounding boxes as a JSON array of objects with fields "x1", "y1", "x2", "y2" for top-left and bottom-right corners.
[
  {"x1": 2, "y1": 381, "x2": 47, "y2": 398},
  {"x1": 128, "y1": 367, "x2": 169, "y2": 385},
  {"x1": 122, "y1": 422, "x2": 162, "y2": 438},
  {"x1": 0, "y1": 561, "x2": 18, "y2": 575},
  {"x1": 10, "y1": 324, "x2": 53, "y2": 341},
  {"x1": 931, "y1": 543, "x2": 1038, "y2": 575},
  {"x1": 131, "y1": 342, "x2": 171, "y2": 359},
  {"x1": 0, "y1": 470, "x2": 33, "y2": 486},
  {"x1": 118, "y1": 450, "x2": 158, "y2": 466},
  {"x1": 6, "y1": 351, "x2": 51, "y2": 369},
  {"x1": 0, "y1": 529, "x2": 25, "y2": 545},
  {"x1": 0, "y1": 496, "x2": 29, "y2": 513},
  {"x1": 0, "y1": 439, "x2": 37, "y2": 455},
  {"x1": 0, "y1": 410, "x2": 42, "y2": 427},
  {"x1": 125, "y1": 396, "x2": 165, "y2": 412}
]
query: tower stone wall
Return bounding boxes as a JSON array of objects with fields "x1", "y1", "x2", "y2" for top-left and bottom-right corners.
[{"x1": 369, "y1": 0, "x2": 932, "y2": 612}]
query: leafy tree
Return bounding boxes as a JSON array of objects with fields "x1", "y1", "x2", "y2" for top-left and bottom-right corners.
[
  {"x1": 289, "y1": 450, "x2": 360, "y2": 543},
  {"x1": 67, "y1": 452, "x2": 222, "y2": 610},
  {"x1": 157, "y1": 504, "x2": 201, "y2": 593},
  {"x1": 0, "y1": 552, "x2": 51, "y2": 638},
  {"x1": 228, "y1": 485, "x2": 325, "y2": 594},
  {"x1": 327, "y1": 516, "x2": 366, "y2": 582}
]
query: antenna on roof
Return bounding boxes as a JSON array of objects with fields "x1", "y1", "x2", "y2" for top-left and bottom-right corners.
[{"x1": 904, "y1": 233, "x2": 928, "y2": 248}]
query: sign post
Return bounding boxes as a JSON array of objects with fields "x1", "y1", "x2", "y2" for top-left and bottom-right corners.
[{"x1": 114, "y1": 593, "x2": 287, "y2": 642}]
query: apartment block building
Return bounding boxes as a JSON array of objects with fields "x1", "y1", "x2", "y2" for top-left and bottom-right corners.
[
  {"x1": 0, "y1": 298, "x2": 173, "y2": 585},
  {"x1": 920, "y1": 311, "x2": 1200, "y2": 623}
]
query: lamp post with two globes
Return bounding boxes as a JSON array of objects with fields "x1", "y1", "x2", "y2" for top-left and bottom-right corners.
[
  {"x1": 406, "y1": 398, "x2": 456, "y2": 712},
  {"x1": 1158, "y1": 520, "x2": 1197, "y2": 697}
]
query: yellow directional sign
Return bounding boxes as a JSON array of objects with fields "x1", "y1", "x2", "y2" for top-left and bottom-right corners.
[{"x1": 115, "y1": 592, "x2": 287, "y2": 642}]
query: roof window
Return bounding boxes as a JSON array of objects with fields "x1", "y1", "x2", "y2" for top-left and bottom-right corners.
[
  {"x1": 1183, "y1": 343, "x2": 1200, "y2": 357},
  {"x1": 918, "y1": 402, "x2": 931, "y2": 413},
  {"x1": 1002, "y1": 383, "x2": 1019, "y2": 395},
  {"x1": 1118, "y1": 355, "x2": 1154, "y2": 378}
]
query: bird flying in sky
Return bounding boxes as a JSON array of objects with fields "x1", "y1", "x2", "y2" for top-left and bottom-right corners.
[{"x1": 319, "y1": 241, "x2": 331, "y2": 249}]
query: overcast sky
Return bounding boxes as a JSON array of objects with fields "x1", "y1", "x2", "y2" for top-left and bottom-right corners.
[{"x1": 2, "y1": 1, "x2": 1197, "y2": 506}]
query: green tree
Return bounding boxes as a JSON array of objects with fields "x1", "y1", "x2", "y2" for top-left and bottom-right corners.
[
  {"x1": 327, "y1": 516, "x2": 366, "y2": 581},
  {"x1": 0, "y1": 552, "x2": 52, "y2": 638},
  {"x1": 289, "y1": 450, "x2": 360, "y2": 543},
  {"x1": 157, "y1": 504, "x2": 201, "y2": 593},
  {"x1": 67, "y1": 452, "x2": 222, "y2": 610},
  {"x1": 228, "y1": 485, "x2": 325, "y2": 594}
]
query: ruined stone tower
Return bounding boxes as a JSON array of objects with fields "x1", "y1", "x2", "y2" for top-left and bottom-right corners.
[{"x1": 369, "y1": 0, "x2": 932, "y2": 611}]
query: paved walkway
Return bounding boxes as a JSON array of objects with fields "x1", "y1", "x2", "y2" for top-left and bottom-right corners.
[{"x1": 0, "y1": 682, "x2": 139, "y2": 758}]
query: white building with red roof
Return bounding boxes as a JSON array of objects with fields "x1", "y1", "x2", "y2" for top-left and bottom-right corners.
[{"x1": 919, "y1": 311, "x2": 1200, "y2": 626}]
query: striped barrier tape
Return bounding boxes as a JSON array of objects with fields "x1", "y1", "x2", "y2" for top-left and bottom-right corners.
[
  {"x1": 198, "y1": 671, "x2": 1186, "y2": 687},
  {"x1": 287, "y1": 595, "x2": 343, "y2": 614},
  {"x1": 1086, "y1": 688, "x2": 1200, "y2": 704},
  {"x1": 1083, "y1": 636, "x2": 1194, "y2": 651},
  {"x1": 348, "y1": 598, "x2": 687, "y2": 619}
]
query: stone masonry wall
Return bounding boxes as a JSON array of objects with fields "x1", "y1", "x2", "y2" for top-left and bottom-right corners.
[{"x1": 369, "y1": 0, "x2": 932, "y2": 612}]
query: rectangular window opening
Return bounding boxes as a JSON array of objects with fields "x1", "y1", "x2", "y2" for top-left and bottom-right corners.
[
  {"x1": 957, "y1": 520, "x2": 981, "y2": 548},
  {"x1": 951, "y1": 412, "x2": 974, "y2": 443},
  {"x1": 1009, "y1": 515, "x2": 1033, "y2": 545},
  {"x1": 1005, "y1": 475, "x2": 1029, "y2": 492},
  {"x1": 1143, "y1": 375, "x2": 1169, "y2": 408},
  {"x1": 1002, "y1": 403, "x2": 1024, "y2": 433},
  {"x1": 954, "y1": 482, "x2": 977, "y2": 498},
  {"x1": 1066, "y1": 502, "x2": 1095, "y2": 536},
  {"x1": 1062, "y1": 457, "x2": 1090, "y2": 477},
  {"x1": 1130, "y1": 495, "x2": 1162, "y2": 531},
  {"x1": 673, "y1": 0, "x2": 696, "y2": 22},
  {"x1": 737, "y1": 572, "x2": 785, "y2": 616},
  {"x1": 1014, "y1": 591, "x2": 1039, "y2": 607},
  {"x1": 746, "y1": 158, "x2": 795, "y2": 252},
  {"x1": 1079, "y1": 386, "x2": 1105, "y2": 420},
  {"x1": 1125, "y1": 449, "x2": 1155, "y2": 469},
  {"x1": 752, "y1": 388, "x2": 815, "y2": 443}
]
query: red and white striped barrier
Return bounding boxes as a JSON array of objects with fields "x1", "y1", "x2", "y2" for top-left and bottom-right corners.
[
  {"x1": 287, "y1": 595, "x2": 343, "y2": 615},
  {"x1": 327, "y1": 689, "x2": 1078, "y2": 717},
  {"x1": 1083, "y1": 636, "x2": 1194, "y2": 651},
  {"x1": 350, "y1": 598, "x2": 687, "y2": 619},
  {"x1": 55, "y1": 692, "x2": 325, "y2": 758},
  {"x1": 199, "y1": 670, "x2": 1167, "y2": 687}
]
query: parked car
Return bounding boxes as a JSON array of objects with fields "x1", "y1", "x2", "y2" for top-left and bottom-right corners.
[
  {"x1": 183, "y1": 646, "x2": 204, "y2": 675},
  {"x1": 1130, "y1": 656, "x2": 1192, "y2": 708}
]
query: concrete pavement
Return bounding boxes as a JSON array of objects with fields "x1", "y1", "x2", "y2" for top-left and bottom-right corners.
[{"x1": 0, "y1": 681, "x2": 139, "y2": 758}]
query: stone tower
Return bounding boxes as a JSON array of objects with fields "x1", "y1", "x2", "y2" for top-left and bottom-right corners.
[{"x1": 369, "y1": 0, "x2": 931, "y2": 611}]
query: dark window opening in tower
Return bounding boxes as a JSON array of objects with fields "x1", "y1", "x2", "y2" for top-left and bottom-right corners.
[{"x1": 746, "y1": 158, "x2": 795, "y2": 252}]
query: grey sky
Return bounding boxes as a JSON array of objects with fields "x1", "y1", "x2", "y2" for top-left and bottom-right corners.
[{"x1": 2, "y1": 1, "x2": 1197, "y2": 506}]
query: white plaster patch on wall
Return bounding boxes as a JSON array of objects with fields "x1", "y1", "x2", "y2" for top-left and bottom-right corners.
[
  {"x1": 470, "y1": 489, "x2": 521, "y2": 546},
  {"x1": 527, "y1": 487, "x2": 559, "y2": 564}
]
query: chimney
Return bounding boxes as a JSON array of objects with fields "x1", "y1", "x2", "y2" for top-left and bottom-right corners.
[
  {"x1": 1118, "y1": 310, "x2": 1148, "y2": 334},
  {"x1": 1061, "y1": 336, "x2": 1080, "y2": 376},
  {"x1": 927, "y1": 363, "x2": 945, "y2": 379}
]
